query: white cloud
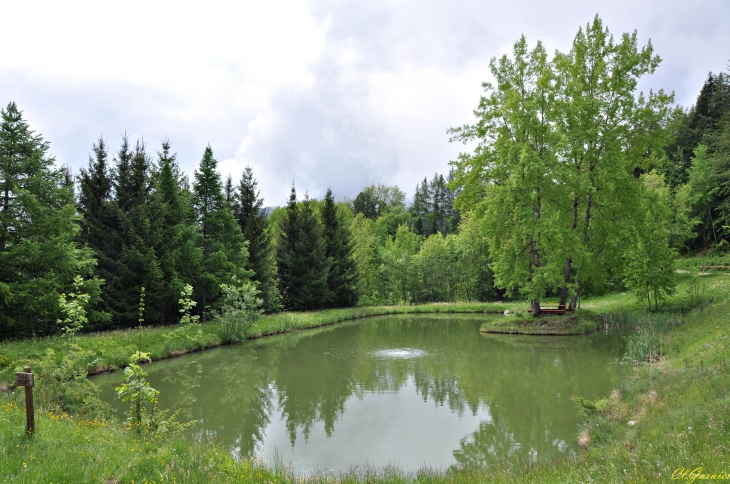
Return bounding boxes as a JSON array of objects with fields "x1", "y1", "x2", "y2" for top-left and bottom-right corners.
[{"x1": 2, "y1": 0, "x2": 729, "y2": 205}]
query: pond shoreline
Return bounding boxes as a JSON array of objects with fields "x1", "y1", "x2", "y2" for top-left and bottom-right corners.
[{"x1": 0, "y1": 302, "x2": 516, "y2": 383}]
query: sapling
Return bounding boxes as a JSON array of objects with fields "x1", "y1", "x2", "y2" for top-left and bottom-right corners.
[
  {"x1": 56, "y1": 275, "x2": 90, "y2": 338},
  {"x1": 116, "y1": 351, "x2": 159, "y2": 437}
]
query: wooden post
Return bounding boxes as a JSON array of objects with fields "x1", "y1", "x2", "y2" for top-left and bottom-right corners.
[{"x1": 14, "y1": 366, "x2": 35, "y2": 436}]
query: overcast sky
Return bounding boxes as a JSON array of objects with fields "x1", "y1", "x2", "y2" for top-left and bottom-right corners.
[{"x1": 2, "y1": 0, "x2": 729, "y2": 206}]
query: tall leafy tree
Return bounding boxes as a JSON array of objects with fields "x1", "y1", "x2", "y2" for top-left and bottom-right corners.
[
  {"x1": 623, "y1": 172, "x2": 676, "y2": 310},
  {"x1": 451, "y1": 17, "x2": 676, "y2": 313},
  {"x1": 349, "y1": 213, "x2": 379, "y2": 305},
  {"x1": 234, "y1": 166, "x2": 281, "y2": 312},
  {"x1": 192, "y1": 146, "x2": 250, "y2": 318},
  {"x1": 0, "y1": 102, "x2": 101, "y2": 335},
  {"x1": 450, "y1": 34, "x2": 563, "y2": 316},
  {"x1": 321, "y1": 188, "x2": 358, "y2": 308},
  {"x1": 552, "y1": 17, "x2": 675, "y2": 309},
  {"x1": 276, "y1": 185, "x2": 330, "y2": 310}
]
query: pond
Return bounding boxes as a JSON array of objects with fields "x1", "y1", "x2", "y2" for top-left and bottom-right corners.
[{"x1": 93, "y1": 314, "x2": 628, "y2": 475}]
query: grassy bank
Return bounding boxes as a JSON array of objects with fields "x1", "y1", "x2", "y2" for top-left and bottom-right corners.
[
  {"x1": 0, "y1": 302, "x2": 517, "y2": 384},
  {"x1": 0, "y1": 400, "x2": 291, "y2": 483}
]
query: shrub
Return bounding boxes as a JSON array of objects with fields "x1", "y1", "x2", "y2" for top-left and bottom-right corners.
[{"x1": 215, "y1": 280, "x2": 263, "y2": 343}]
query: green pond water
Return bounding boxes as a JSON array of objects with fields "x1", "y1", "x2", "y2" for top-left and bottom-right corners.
[{"x1": 93, "y1": 314, "x2": 628, "y2": 475}]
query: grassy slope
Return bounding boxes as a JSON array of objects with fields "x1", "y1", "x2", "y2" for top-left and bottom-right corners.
[{"x1": 1, "y1": 270, "x2": 729, "y2": 482}]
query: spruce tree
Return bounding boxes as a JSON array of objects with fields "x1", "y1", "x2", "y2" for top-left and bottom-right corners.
[
  {"x1": 77, "y1": 136, "x2": 120, "y2": 328},
  {"x1": 234, "y1": 166, "x2": 281, "y2": 312},
  {"x1": 113, "y1": 138, "x2": 164, "y2": 325},
  {"x1": 192, "y1": 146, "x2": 251, "y2": 319},
  {"x1": 153, "y1": 140, "x2": 202, "y2": 323},
  {"x1": 322, "y1": 188, "x2": 358, "y2": 308},
  {"x1": 0, "y1": 102, "x2": 101, "y2": 335},
  {"x1": 276, "y1": 185, "x2": 330, "y2": 310}
]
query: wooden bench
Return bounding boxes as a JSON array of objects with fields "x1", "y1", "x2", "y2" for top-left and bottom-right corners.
[
  {"x1": 539, "y1": 308, "x2": 568, "y2": 315},
  {"x1": 701, "y1": 266, "x2": 730, "y2": 274},
  {"x1": 529, "y1": 305, "x2": 570, "y2": 316}
]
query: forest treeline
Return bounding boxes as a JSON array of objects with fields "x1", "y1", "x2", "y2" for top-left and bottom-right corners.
[{"x1": 1, "y1": 16, "x2": 729, "y2": 337}]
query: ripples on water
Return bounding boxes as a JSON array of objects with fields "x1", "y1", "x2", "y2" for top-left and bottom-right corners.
[{"x1": 374, "y1": 348, "x2": 426, "y2": 359}]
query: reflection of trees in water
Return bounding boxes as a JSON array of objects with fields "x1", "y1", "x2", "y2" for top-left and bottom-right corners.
[
  {"x1": 269, "y1": 316, "x2": 622, "y2": 464},
  {"x1": 274, "y1": 329, "x2": 355, "y2": 444},
  {"x1": 453, "y1": 417, "x2": 522, "y2": 466},
  {"x1": 155, "y1": 360, "x2": 203, "y2": 420},
  {"x1": 127, "y1": 316, "x2": 623, "y2": 466},
  {"x1": 449, "y1": 333, "x2": 623, "y2": 468}
]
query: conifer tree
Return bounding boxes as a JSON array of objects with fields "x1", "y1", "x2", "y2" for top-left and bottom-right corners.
[
  {"x1": 234, "y1": 166, "x2": 281, "y2": 312},
  {"x1": 322, "y1": 188, "x2": 358, "y2": 308},
  {"x1": 0, "y1": 102, "x2": 101, "y2": 335},
  {"x1": 77, "y1": 136, "x2": 120, "y2": 328},
  {"x1": 153, "y1": 140, "x2": 202, "y2": 323},
  {"x1": 276, "y1": 185, "x2": 330, "y2": 310},
  {"x1": 113, "y1": 138, "x2": 164, "y2": 324},
  {"x1": 192, "y1": 146, "x2": 250, "y2": 318}
]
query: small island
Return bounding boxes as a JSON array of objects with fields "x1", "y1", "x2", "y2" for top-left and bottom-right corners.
[{"x1": 480, "y1": 310, "x2": 599, "y2": 335}]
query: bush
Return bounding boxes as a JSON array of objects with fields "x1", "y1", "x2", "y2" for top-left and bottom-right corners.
[
  {"x1": 215, "y1": 280, "x2": 263, "y2": 343},
  {"x1": 29, "y1": 345, "x2": 109, "y2": 419}
]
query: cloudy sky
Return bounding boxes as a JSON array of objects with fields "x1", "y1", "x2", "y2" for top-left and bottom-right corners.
[{"x1": 3, "y1": 0, "x2": 729, "y2": 206}]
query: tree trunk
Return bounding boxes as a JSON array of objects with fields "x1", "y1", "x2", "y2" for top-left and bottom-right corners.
[
  {"x1": 531, "y1": 299, "x2": 541, "y2": 317},
  {"x1": 707, "y1": 201, "x2": 718, "y2": 243},
  {"x1": 559, "y1": 257, "x2": 573, "y2": 308},
  {"x1": 569, "y1": 273, "x2": 580, "y2": 312}
]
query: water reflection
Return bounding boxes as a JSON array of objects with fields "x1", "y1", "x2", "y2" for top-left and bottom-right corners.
[{"x1": 94, "y1": 315, "x2": 626, "y2": 473}]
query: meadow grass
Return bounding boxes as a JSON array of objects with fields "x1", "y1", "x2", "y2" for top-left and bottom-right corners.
[{"x1": 0, "y1": 399, "x2": 294, "y2": 483}]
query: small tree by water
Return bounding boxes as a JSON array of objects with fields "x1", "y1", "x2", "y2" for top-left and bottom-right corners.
[
  {"x1": 216, "y1": 278, "x2": 262, "y2": 343},
  {"x1": 56, "y1": 275, "x2": 90, "y2": 338}
]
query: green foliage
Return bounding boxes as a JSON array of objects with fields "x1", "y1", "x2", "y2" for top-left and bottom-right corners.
[
  {"x1": 622, "y1": 172, "x2": 678, "y2": 310},
  {"x1": 115, "y1": 349, "x2": 192, "y2": 438},
  {"x1": 276, "y1": 186, "x2": 331, "y2": 310},
  {"x1": 410, "y1": 172, "x2": 459, "y2": 236},
  {"x1": 193, "y1": 146, "x2": 252, "y2": 319},
  {"x1": 687, "y1": 144, "x2": 722, "y2": 248},
  {"x1": 662, "y1": 72, "x2": 730, "y2": 187},
  {"x1": 115, "y1": 351, "x2": 159, "y2": 436},
  {"x1": 0, "y1": 102, "x2": 99, "y2": 336},
  {"x1": 449, "y1": 17, "x2": 676, "y2": 311},
  {"x1": 56, "y1": 275, "x2": 90, "y2": 337},
  {"x1": 113, "y1": 138, "x2": 166, "y2": 325},
  {"x1": 216, "y1": 279, "x2": 263, "y2": 343},
  {"x1": 571, "y1": 395, "x2": 611, "y2": 420},
  {"x1": 170, "y1": 283, "x2": 203, "y2": 345},
  {"x1": 349, "y1": 213, "x2": 381, "y2": 305},
  {"x1": 322, "y1": 188, "x2": 358, "y2": 308},
  {"x1": 152, "y1": 140, "x2": 203, "y2": 325},
  {"x1": 352, "y1": 183, "x2": 406, "y2": 220},
  {"x1": 233, "y1": 166, "x2": 281, "y2": 313},
  {"x1": 31, "y1": 345, "x2": 109, "y2": 418}
]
